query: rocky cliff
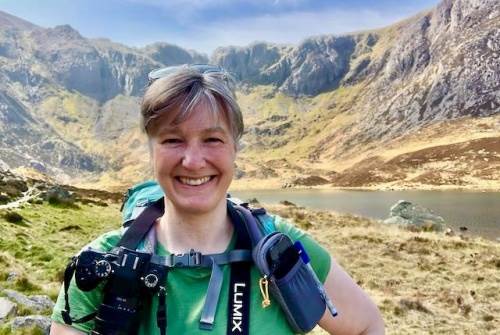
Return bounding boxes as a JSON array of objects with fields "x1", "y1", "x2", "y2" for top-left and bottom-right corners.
[
  {"x1": 0, "y1": 10, "x2": 207, "y2": 180},
  {"x1": 0, "y1": 0, "x2": 498, "y2": 190}
]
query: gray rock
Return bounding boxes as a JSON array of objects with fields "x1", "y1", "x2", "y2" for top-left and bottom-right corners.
[
  {"x1": 234, "y1": 168, "x2": 246, "y2": 180},
  {"x1": 384, "y1": 200, "x2": 444, "y2": 231},
  {"x1": 3, "y1": 290, "x2": 54, "y2": 312},
  {"x1": 211, "y1": 42, "x2": 289, "y2": 83},
  {"x1": 0, "y1": 297, "x2": 17, "y2": 322},
  {"x1": 45, "y1": 186, "x2": 75, "y2": 206},
  {"x1": 6, "y1": 271, "x2": 18, "y2": 282},
  {"x1": 11, "y1": 315, "x2": 51, "y2": 334},
  {"x1": 213, "y1": 36, "x2": 356, "y2": 96},
  {"x1": 142, "y1": 42, "x2": 208, "y2": 66},
  {"x1": 383, "y1": 216, "x2": 412, "y2": 226}
]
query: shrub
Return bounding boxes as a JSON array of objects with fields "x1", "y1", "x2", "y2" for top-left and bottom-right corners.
[
  {"x1": 3, "y1": 211, "x2": 24, "y2": 224},
  {"x1": 14, "y1": 277, "x2": 41, "y2": 293}
]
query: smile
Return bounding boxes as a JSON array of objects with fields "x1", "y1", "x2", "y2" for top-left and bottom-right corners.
[{"x1": 177, "y1": 176, "x2": 213, "y2": 186}]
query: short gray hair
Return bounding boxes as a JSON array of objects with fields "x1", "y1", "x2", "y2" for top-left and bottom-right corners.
[{"x1": 141, "y1": 66, "x2": 244, "y2": 143}]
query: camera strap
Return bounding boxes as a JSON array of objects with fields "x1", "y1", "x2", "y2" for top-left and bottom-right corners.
[
  {"x1": 61, "y1": 258, "x2": 97, "y2": 325},
  {"x1": 225, "y1": 202, "x2": 252, "y2": 335}
]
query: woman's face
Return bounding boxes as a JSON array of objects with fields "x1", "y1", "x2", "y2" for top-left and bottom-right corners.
[{"x1": 150, "y1": 101, "x2": 236, "y2": 215}]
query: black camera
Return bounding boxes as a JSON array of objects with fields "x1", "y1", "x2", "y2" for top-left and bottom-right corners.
[{"x1": 74, "y1": 247, "x2": 167, "y2": 335}]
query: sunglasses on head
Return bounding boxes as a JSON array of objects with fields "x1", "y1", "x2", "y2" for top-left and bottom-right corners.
[{"x1": 147, "y1": 64, "x2": 226, "y2": 85}]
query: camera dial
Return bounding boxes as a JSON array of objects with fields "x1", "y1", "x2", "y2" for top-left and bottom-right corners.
[
  {"x1": 143, "y1": 273, "x2": 159, "y2": 288},
  {"x1": 95, "y1": 260, "x2": 112, "y2": 278}
]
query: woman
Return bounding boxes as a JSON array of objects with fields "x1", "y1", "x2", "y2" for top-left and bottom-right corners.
[{"x1": 50, "y1": 64, "x2": 384, "y2": 334}]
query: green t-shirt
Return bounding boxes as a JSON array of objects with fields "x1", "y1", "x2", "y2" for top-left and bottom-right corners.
[{"x1": 51, "y1": 214, "x2": 331, "y2": 334}]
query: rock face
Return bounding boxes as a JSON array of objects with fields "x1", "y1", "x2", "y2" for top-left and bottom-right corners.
[
  {"x1": 0, "y1": 289, "x2": 54, "y2": 334},
  {"x1": 214, "y1": 0, "x2": 500, "y2": 170},
  {"x1": 142, "y1": 42, "x2": 208, "y2": 67},
  {"x1": 27, "y1": 25, "x2": 154, "y2": 102},
  {"x1": 3, "y1": 289, "x2": 55, "y2": 312},
  {"x1": 212, "y1": 36, "x2": 356, "y2": 96},
  {"x1": 11, "y1": 315, "x2": 51, "y2": 334},
  {"x1": 0, "y1": 10, "x2": 207, "y2": 179},
  {"x1": 0, "y1": 297, "x2": 17, "y2": 322},
  {"x1": 384, "y1": 200, "x2": 445, "y2": 231},
  {"x1": 212, "y1": 42, "x2": 291, "y2": 84},
  {"x1": 351, "y1": 0, "x2": 500, "y2": 146}
]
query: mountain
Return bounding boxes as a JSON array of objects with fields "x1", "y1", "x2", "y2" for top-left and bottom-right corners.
[
  {"x1": 217, "y1": 0, "x2": 500, "y2": 190},
  {"x1": 0, "y1": 11, "x2": 208, "y2": 183},
  {"x1": 0, "y1": 0, "x2": 498, "y2": 191}
]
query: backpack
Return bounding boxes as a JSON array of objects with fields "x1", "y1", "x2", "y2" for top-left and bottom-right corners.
[
  {"x1": 118, "y1": 180, "x2": 335, "y2": 333},
  {"x1": 121, "y1": 180, "x2": 275, "y2": 235}
]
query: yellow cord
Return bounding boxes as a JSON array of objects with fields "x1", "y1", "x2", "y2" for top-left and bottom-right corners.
[{"x1": 259, "y1": 276, "x2": 271, "y2": 308}]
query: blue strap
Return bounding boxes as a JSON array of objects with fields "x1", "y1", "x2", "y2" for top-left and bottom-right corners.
[{"x1": 199, "y1": 256, "x2": 224, "y2": 330}]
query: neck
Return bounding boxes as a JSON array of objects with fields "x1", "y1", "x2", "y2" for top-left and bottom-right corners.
[{"x1": 156, "y1": 199, "x2": 233, "y2": 255}]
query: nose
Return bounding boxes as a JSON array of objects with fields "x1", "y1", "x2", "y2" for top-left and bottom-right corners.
[{"x1": 182, "y1": 142, "x2": 207, "y2": 170}]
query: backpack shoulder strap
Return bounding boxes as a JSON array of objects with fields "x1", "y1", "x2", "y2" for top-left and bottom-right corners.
[
  {"x1": 118, "y1": 197, "x2": 164, "y2": 250},
  {"x1": 227, "y1": 197, "x2": 276, "y2": 245},
  {"x1": 121, "y1": 180, "x2": 164, "y2": 227}
]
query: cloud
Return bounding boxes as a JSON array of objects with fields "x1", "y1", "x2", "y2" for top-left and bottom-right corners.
[
  {"x1": 124, "y1": 0, "x2": 312, "y2": 23},
  {"x1": 164, "y1": 7, "x2": 411, "y2": 54},
  {"x1": 126, "y1": 0, "x2": 306, "y2": 9}
]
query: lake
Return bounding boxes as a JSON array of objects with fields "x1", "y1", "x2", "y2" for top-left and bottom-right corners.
[{"x1": 230, "y1": 189, "x2": 500, "y2": 240}]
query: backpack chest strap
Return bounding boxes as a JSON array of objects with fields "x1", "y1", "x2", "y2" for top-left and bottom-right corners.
[{"x1": 148, "y1": 249, "x2": 252, "y2": 268}]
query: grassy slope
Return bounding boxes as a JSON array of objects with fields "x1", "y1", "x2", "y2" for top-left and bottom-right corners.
[
  {"x1": 0, "y1": 202, "x2": 121, "y2": 299},
  {"x1": 267, "y1": 204, "x2": 500, "y2": 335},
  {"x1": 1, "y1": 200, "x2": 499, "y2": 334}
]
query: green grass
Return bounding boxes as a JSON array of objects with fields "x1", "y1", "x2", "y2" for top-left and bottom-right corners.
[
  {"x1": 0, "y1": 325, "x2": 46, "y2": 335},
  {"x1": 0, "y1": 201, "x2": 121, "y2": 296}
]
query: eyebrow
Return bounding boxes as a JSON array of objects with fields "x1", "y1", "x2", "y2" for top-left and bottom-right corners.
[
  {"x1": 156, "y1": 125, "x2": 228, "y2": 135},
  {"x1": 202, "y1": 126, "x2": 227, "y2": 134}
]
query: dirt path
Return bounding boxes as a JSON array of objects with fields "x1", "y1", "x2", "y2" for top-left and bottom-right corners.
[{"x1": 0, "y1": 187, "x2": 40, "y2": 210}]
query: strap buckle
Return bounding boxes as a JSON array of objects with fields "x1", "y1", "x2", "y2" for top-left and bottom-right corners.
[{"x1": 170, "y1": 249, "x2": 202, "y2": 267}]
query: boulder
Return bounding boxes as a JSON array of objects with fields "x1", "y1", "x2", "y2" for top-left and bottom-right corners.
[
  {"x1": 280, "y1": 200, "x2": 297, "y2": 207},
  {"x1": 0, "y1": 192, "x2": 10, "y2": 204},
  {"x1": 7, "y1": 271, "x2": 19, "y2": 282},
  {"x1": 11, "y1": 315, "x2": 51, "y2": 334},
  {"x1": 45, "y1": 186, "x2": 75, "y2": 206},
  {"x1": 384, "y1": 200, "x2": 444, "y2": 231},
  {"x1": 3, "y1": 290, "x2": 55, "y2": 312},
  {"x1": 0, "y1": 297, "x2": 17, "y2": 322}
]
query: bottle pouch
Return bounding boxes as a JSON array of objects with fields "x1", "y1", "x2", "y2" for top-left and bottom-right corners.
[{"x1": 253, "y1": 232, "x2": 327, "y2": 333}]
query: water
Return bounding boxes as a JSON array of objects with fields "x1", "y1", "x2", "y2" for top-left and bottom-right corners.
[{"x1": 230, "y1": 189, "x2": 500, "y2": 240}]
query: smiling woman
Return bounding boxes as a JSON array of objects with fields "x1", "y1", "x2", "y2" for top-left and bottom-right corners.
[
  {"x1": 144, "y1": 67, "x2": 239, "y2": 218},
  {"x1": 49, "y1": 64, "x2": 384, "y2": 335}
]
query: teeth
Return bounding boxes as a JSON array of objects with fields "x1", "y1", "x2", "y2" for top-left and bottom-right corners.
[{"x1": 179, "y1": 176, "x2": 211, "y2": 186}]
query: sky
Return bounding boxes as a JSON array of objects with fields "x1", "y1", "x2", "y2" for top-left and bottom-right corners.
[{"x1": 0, "y1": 0, "x2": 440, "y2": 55}]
